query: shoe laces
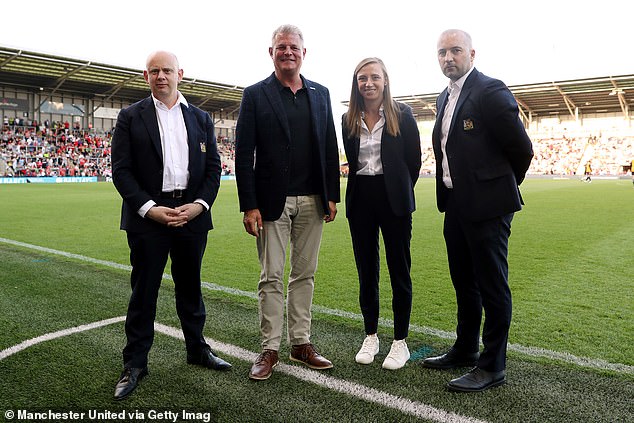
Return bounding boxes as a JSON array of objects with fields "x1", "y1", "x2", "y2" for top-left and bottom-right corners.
[
  {"x1": 388, "y1": 340, "x2": 407, "y2": 356},
  {"x1": 295, "y1": 343, "x2": 320, "y2": 359},
  {"x1": 256, "y1": 350, "x2": 277, "y2": 364},
  {"x1": 359, "y1": 335, "x2": 378, "y2": 354}
]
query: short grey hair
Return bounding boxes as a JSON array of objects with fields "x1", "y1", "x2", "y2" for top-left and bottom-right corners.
[{"x1": 271, "y1": 24, "x2": 304, "y2": 48}]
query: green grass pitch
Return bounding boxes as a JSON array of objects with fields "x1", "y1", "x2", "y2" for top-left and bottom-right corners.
[{"x1": 0, "y1": 178, "x2": 632, "y2": 422}]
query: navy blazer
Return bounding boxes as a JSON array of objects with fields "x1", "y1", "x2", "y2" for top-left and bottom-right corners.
[
  {"x1": 235, "y1": 73, "x2": 340, "y2": 221},
  {"x1": 342, "y1": 102, "x2": 421, "y2": 217},
  {"x1": 112, "y1": 96, "x2": 221, "y2": 233},
  {"x1": 432, "y1": 69, "x2": 533, "y2": 221}
]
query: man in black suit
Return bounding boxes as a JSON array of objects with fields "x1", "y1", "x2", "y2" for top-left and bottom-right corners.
[
  {"x1": 235, "y1": 24, "x2": 340, "y2": 381},
  {"x1": 422, "y1": 30, "x2": 533, "y2": 392},
  {"x1": 111, "y1": 50, "x2": 231, "y2": 400}
]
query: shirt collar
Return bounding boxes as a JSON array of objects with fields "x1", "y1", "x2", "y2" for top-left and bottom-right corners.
[
  {"x1": 151, "y1": 91, "x2": 189, "y2": 110},
  {"x1": 361, "y1": 106, "x2": 385, "y2": 120},
  {"x1": 273, "y1": 74, "x2": 306, "y2": 92}
]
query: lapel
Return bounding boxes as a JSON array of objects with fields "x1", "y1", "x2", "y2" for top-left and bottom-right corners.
[
  {"x1": 304, "y1": 76, "x2": 322, "y2": 146},
  {"x1": 347, "y1": 132, "x2": 360, "y2": 171},
  {"x1": 140, "y1": 97, "x2": 163, "y2": 161},
  {"x1": 436, "y1": 89, "x2": 449, "y2": 122},
  {"x1": 181, "y1": 103, "x2": 198, "y2": 172},
  {"x1": 448, "y1": 69, "x2": 478, "y2": 136},
  {"x1": 262, "y1": 73, "x2": 292, "y2": 143},
  {"x1": 433, "y1": 89, "x2": 449, "y2": 144}
]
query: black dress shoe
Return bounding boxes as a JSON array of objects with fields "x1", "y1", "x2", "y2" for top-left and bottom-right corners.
[
  {"x1": 114, "y1": 367, "x2": 148, "y2": 400},
  {"x1": 187, "y1": 347, "x2": 232, "y2": 370},
  {"x1": 447, "y1": 367, "x2": 506, "y2": 392},
  {"x1": 421, "y1": 349, "x2": 479, "y2": 369}
]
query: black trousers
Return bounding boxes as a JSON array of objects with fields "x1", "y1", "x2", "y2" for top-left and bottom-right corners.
[
  {"x1": 348, "y1": 175, "x2": 413, "y2": 340},
  {"x1": 123, "y1": 198, "x2": 209, "y2": 368},
  {"x1": 443, "y1": 191, "x2": 514, "y2": 372}
]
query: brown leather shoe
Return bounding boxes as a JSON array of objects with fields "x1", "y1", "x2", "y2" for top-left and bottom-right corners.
[
  {"x1": 290, "y1": 343, "x2": 333, "y2": 370},
  {"x1": 249, "y1": 349, "x2": 279, "y2": 380}
]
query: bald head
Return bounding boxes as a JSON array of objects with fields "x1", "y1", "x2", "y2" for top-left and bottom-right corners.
[
  {"x1": 146, "y1": 51, "x2": 179, "y2": 71},
  {"x1": 143, "y1": 50, "x2": 183, "y2": 107},
  {"x1": 438, "y1": 29, "x2": 472, "y2": 50},
  {"x1": 437, "y1": 29, "x2": 475, "y2": 82}
]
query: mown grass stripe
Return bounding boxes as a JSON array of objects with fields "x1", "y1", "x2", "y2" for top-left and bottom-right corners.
[
  {"x1": 0, "y1": 314, "x2": 487, "y2": 423},
  {"x1": 154, "y1": 323, "x2": 488, "y2": 423},
  {"x1": 1, "y1": 236, "x2": 632, "y2": 375}
]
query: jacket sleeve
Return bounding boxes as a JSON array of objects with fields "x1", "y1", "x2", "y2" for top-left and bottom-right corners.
[
  {"x1": 194, "y1": 110, "x2": 221, "y2": 208},
  {"x1": 481, "y1": 79, "x2": 533, "y2": 185},
  {"x1": 234, "y1": 87, "x2": 259, "y2": 212},
  {"x1": 324, "y1": 88, "x2": 341, "y2": 203},
  {"x1": 400, "y1": 104, "x2": 422, "y2": 185},
  {"x1": 111, "y1": 106, "x2": 153, "y2": 212}
]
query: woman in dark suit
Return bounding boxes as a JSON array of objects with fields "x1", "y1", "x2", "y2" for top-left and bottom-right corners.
[{"x1": 342, "y1": 57, "x2": 421, "y2": 370}]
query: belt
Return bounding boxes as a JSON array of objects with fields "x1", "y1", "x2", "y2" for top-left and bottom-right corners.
[{"x1": 160, "y1": 189, "x2": 187, "y2": 199}]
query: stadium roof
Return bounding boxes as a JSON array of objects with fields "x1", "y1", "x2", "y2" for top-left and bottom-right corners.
[
  {"x1": 0, "y1": 46, "x2": 244, "y2": 115},
  {"x1": 1, "y1": 45, "x2": 632, "y2": 122},
  {"x1": 395, "y1": 74, "x2": 634, "y2": 121}
]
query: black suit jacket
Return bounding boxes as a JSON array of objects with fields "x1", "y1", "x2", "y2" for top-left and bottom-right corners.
[
  {"x1": 432, "y1": 68, "x2": 533, "y2": 221},
  {"x1": 342, "y1": 102, "x2": 421, "y2": 217},
  {"x1": 234, "y1": 73, "x2": 340, "y2": 221},
  {"x1": 112, "y1": 96, "x2": 221, "y2": 232}
]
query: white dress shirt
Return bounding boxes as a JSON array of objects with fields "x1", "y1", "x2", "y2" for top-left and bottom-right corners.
[
  {"x1": 154, "y1": 92, "x2": 190, "y2": 192},
  {"x1": 440, "y1": 66, "x2": 474, "y2": 189},
  {"x1": 139, "y1": 91, "x2": 201, "y2": 217},
  {"x1": 356, "y1": 109, "x2": 385, "y2": 176}
]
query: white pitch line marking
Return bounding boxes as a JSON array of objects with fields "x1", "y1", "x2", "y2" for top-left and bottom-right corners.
[
  {"x1": 156, "y1": 323, "x2": 488, "y2": 423},
  {"x1": 0, "y1": 317, "x2": 487, "y2": 423},
  {"x1": 0, "y1": 316, "x2": 126, "y2": 361},
  {"x1": 1, "y1": 237, "x2": 632, "y2": 374}
]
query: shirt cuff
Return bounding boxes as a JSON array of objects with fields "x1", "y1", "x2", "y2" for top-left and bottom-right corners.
[
  {"x1": 194, "y1": 199, "x2": 209, "y2": 211},
  {"x1": 138, "y1": 200, "x2": 156, "y2": 218}
]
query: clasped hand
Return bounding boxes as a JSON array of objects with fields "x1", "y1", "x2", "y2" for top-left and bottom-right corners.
[{"x1": 147, "y1": 203, "x2": 204, "y2": 227}]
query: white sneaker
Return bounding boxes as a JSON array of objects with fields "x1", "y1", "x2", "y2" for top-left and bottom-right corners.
[
  {"x1": 355, "y1": 334, "x2": 379, "y2": 364},
  {"x1": 382, "y1": 339, "x2": 410, "y2": 370}
]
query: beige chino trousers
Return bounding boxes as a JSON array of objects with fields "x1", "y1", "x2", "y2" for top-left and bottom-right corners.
[{"x1": 256, "y1": 195, "x2": 324, "y2": 351}]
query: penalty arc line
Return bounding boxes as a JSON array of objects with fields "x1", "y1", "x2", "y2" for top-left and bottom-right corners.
[
  {"x1": 1, "y1": 236, "x2": 632, "y2": 375},
  {"x1": 0, "y1": 317, "x2": 488, "y2": 423}
]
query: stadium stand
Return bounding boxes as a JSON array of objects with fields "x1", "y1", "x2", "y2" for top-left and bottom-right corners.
[{"x1": 1, "y1": 46, "x2": 633, "y2": 178}]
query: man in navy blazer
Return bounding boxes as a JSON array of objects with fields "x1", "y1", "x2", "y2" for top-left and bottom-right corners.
[
  {"x1": 111, "y1": 51, "x2": 231, "y2": 400},
  {"x1": 235, "y1": 25, "x2": 340, "y2": 381},
  {"x1": 422, "y1": 30, "x2": 533, "y2": 392}
]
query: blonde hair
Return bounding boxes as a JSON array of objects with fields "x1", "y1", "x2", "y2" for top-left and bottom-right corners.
[
  {"x1": 344, "y1": 57, "x2": 401, "y2": 139},
  {"x1": 271, "y1": 24, "x2": 304, "y2": 48}
]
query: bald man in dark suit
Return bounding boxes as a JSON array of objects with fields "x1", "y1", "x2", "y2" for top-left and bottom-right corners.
[
  {"x1": 111, "y1": 51, "x2": 231, "y2": 400},
  {"x1": 422, "y1": 30, "x2": 533, "y2": 392}
]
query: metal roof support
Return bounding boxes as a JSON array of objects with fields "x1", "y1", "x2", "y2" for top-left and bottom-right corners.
[
  {"x1": 610, "y1": 79, "x2": 629, "y2": 119},
  {"x1": 0, "y1": 49, "x2": 21, "y2": 68},
  {"x1": 197, "y1": 85, "x2": 239, "y2": 108},
  {"x1": 617, "y1": 92, "x2": 629, "y2": 119},
  {"x1": 35, "y1": 61, "x2": 92, "y2": 111},
  {"x1": 515, "y1": 98, "x2": 532, "y2": 125},
  {"x1": 94, "y1": 74, "x2": 146, "y2": 110},
  {"x1": 555, "y1": 85, "x2": 577, "y2": 119}
]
